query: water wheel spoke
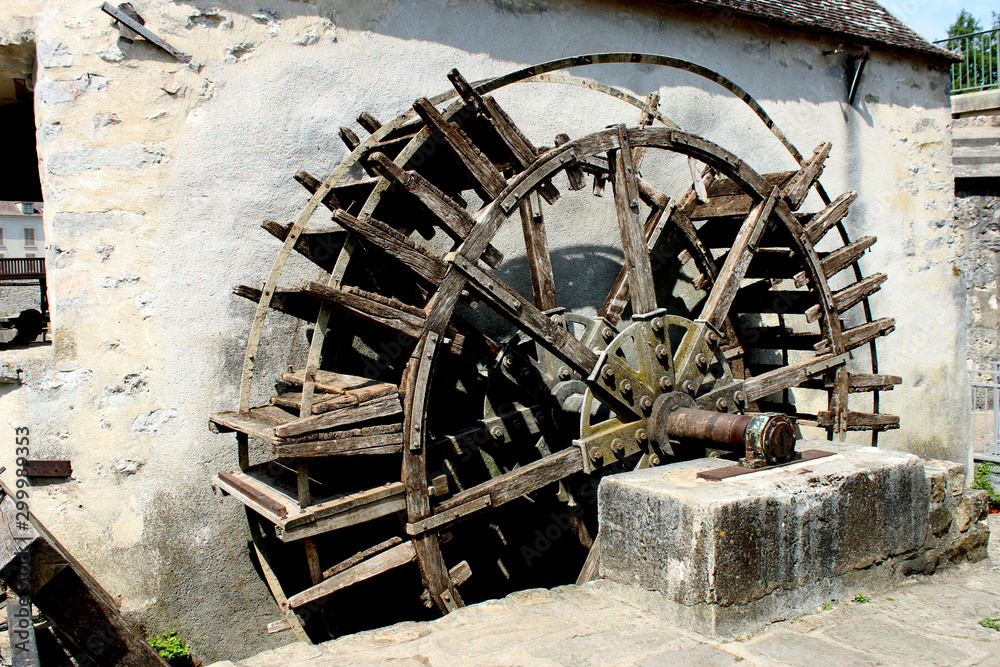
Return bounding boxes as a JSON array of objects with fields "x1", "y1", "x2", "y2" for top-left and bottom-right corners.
[
  {"x1": 332, "y1": 209, "x2": 446, "y2": 286},
  {"x1": 519, "y1": 193, "x2": 558, "y2": 310},
  {"x1": 699, "y1": 187, "x2": 779, "y2": 330},
  {"x1": 368, "y1": 152, "x2": 504, "y2": 268},
  {"x1": 610, "y1": 124, "x2": 657, "y2": 316},
  {"x1": 783, "y1": 141, "x2": 832, "y2": 209},
  {"x1": 804, "y1": 190, "x2": 857, "y2": 244},
  {"x1": 444, "y1": 252, "x2": 599, "y2": 375}
]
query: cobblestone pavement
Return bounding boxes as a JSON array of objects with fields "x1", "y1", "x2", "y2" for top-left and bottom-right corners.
[{"x1": 210, "y1": 515, "x2": 1000, "y2": 667}]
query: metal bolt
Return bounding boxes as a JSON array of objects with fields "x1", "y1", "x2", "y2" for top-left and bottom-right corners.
[
  {"x1": 707, "y1": 331, "x2": 719, "y2": 346},
  {"x1": 651, "y1": 318, "x2": 664, "y2": 333},
  {"x1": 611, "y1": 438, "x2": 624, "y2": 452},
  {"x1": 716, "y1": 398, "x2": 729, "y2": 411},
  {"x1": 635, "y1": 429, "x2": 648, "y2": 443},
  {"x1": 734, "y1": 390, "x2": 744, "y2": 404},
  {"x1": 696, "y1": 353, "x2": 707, "y2": 368},
  {"x1": 601, "y1": 365, "x2": 615, "y2": 382},
  {"x1": 558, "y1": 366, "x2": 571, "y2": 380},
  {"x1": 490, "y1": 426, "x2": 504, "y2": 440},
  {"x1": 682, "y1": 380, "x2": 695, "y2": 394},
  {"x1": 639, "y1": 396, "x2": 653, "y2": 412},
  {"x1": 655, "y1": 344, "x2": 669, "y2": 360},
  {"x1": 621, "y1": 380, "x2": 632, "y2": 394},
  {"x1": 659, "y1": 376, "x2": 672, "y2": 392},
  {"x1": 502, "y1": 356, "x2": 513, "y2": 370},
  {"x1": 602, "y1": 327, "x2": 615, "y2": 342},
  {"x1": 649, "y1": 454, "x2": 661, "y2": 466},
  {"x1": 591, "y1": 448, "x2": 603, "y2": 462}
]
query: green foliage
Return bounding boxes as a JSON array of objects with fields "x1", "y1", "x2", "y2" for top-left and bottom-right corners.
[
  {"x1": 971, "y1": 462, "x2": 1000, "y2": 507},
  {"x1": 980, "y1": 617, "x2": 1000, "y2": 631},
  {"x1": 822, "y1": 601, "x2": 834, "y2": 611},
  {"x1": 949, "y1": 9, "x2": 982, "y2": 38},
  {"x1": 148, "y1": 631, "x2": 191, "y2": 662},
  {"x1": 945, "y1": 9, "x2": 998, "y2": 93},
  {"x1": 853, "y1": 593, "x2": 870, "y2": 604}
]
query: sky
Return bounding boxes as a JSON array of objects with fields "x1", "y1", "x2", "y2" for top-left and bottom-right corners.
[{"x1": 883, "y1": 0, "x2": 997, "y2": 43}]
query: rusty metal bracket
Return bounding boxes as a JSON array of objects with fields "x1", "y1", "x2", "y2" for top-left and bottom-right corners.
[{"x1": 698, "y1": 449, "x2": 834, "y2": 481}]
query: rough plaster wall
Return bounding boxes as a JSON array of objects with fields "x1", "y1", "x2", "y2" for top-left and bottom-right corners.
[{"x1": 0, "y1": 0, "x2": 961, "y2": 660}]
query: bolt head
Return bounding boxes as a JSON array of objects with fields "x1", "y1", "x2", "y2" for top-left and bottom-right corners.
[
  {"x1": 682, "y1": 380, "x2": 695, "y2": 394},
  {"x1": 655, "y1": 344, "x2": 669, "y2": 360},
  {"x1": 659, "y1": 376, "x2": 672, "y2": 392},
  {"x1": 649, "y1": 454, "x2": 661, "y2": 466},
  {"x1": 734, "y1": 390, "x2": 745, "y2": 404},
  {"x1": 707, "y1": 331, "x2": 719, "y2": 346},
  {"x1": 611, "y1": 438, "x2": 624, "y2": 452},
  {"x1": 651, "y1": 318, "x2": 664, "y2": 333},
  {"x1": 635, "y1": 429, "x2": 648, "y2": 443},
  {"x1": 601, "y1": 365, "x2": 615, "y2": 381},
  {"x1": 716, "y1": 398, "x2": 729, "y2": 411},
  {"x1": 591, "y1": 448, "x2": 603, "y2": 461},
  {"x1": 558, "y1": 366, "x2": 571, "y2": 380},
  {"x1": 640, "y1": 396, "x2": 653, "y2": 411},
  {"x1": 490, "y1": 426, "x2": 504, "y2": 440},
  {"x1": 696, "y1": 353, "x2": 707, "y2": 368},
  {"x1": 502, "y1": 356, "x2": 513, "y2": 369},
  {"x1": 602, "y1": 327, "x2": 615, "y2": 342},
  {"x1": 621, "y1": 380, "x2": 632, "y2": 394}
]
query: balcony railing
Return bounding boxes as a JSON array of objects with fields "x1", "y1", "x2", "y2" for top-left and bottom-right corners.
[
  {"x1": 0, "y1": 258, "x2": 45, "y2": 279},
  {"x1": 935, "y1": 28, "x2": 1000, "y2": 95}
]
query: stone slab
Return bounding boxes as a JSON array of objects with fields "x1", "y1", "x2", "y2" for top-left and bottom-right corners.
[{"x1": 597, "y1": 440, "x2": 929, "y2": 637}]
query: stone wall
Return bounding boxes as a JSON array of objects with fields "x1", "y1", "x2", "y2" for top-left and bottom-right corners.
[
  {"x1": 0, "y1": 0, "x2": 964, "y2": 659},
  {"x1": 956, "y1": 194, "x2": 1000, "y2": 369}
]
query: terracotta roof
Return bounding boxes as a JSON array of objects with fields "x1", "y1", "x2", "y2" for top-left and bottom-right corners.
[{"x1": 664, "y1": 0, "x2": 959, "y2": 63}]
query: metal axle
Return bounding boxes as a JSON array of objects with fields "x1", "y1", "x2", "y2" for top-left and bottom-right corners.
[{"x1": 650, "y1": 394, "x2": 797, "y2": 468}]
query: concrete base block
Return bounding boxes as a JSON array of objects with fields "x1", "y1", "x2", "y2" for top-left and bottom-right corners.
[{"x1": 597, "y1": 441, "x2": 988, "y2": 637}]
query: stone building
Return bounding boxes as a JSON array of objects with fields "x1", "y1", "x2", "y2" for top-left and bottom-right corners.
[{"x1": 0, "y1": 0, "x2": 966, "y2": 661}]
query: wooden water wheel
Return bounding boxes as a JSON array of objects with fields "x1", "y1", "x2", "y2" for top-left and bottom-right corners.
[{"x1": 209, "y1": 54, "x2": 901, "y2": 639}]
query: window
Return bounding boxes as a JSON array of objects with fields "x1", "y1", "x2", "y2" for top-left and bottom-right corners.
[
  {"x1": 24, "y1": 252, "x2": 35, "y2": 258},
  {"x1": 0, "y1": 227, "x2": 4, "y2": 245},
  {"x1": 23, "y1": 227, "x2": 35, "y2": 247}
]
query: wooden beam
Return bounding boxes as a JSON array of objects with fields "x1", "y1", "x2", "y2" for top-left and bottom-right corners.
[
  {"x1": 367, "y1": 153, "x2": 504, "y2": 269},
  {"x1": 300, "y1": 281, "x2": 425, "y2": 339},
  {"x1": 0, "y1": 482, "x2": 169, "y2": 666},
  {"x1": 804, "y1": 190, "x2": 857, "y2": 244},
  {"x1": 783, "y1": 142, "x2": 832, "y2": 209},
  {"x1": 332, "y1": 209, "x2": 446, "y2": 286},
  {"x1": 699, "y1": 187, "x2": 779, "y2": 329},
  {"x1": 610, "y1": 124, "x2": 657, "y2": 316},
  {"x1": 288, "y1": 541, "x2": 417, "y2": 608},
  {"x1": 519, "y1": 194, "x2": 558, "y2": 310}
]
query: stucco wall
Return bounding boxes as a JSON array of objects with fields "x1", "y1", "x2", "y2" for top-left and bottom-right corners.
[{"x1": 0, "y1": 0, "x2": 960, "y2": 660}]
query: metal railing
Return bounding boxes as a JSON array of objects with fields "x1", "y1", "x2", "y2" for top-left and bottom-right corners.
[
  {"x1": 935, "y1": 28, "x2": 999, "y2": 95},
  {"x1": 971, "y1": 362, "x2": 1000, "y2": 462},
  {"x1": 0, "y1": 258, "x2": 45, "y2": 278}
]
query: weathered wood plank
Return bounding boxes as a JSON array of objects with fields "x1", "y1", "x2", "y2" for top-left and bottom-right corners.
[
  {"x1": 783, "y1": 142, "x2": 832, "y2": 209},
  {"x1": 357, "y1": 111, "x2": 382, "y2": 134},
  {"x1": 816, "y1": 411, "x2": 900, "y2": 431},
  {"x1": 699, "y1": 188, "x2": 778, "y2": 329},
  {"x1": 611, "y1": 124, "x2": 657, "y2": 316},
  {"x1": 818, "y1": 235, "x2": 876, "y2": 283},
  {"x1": 804, "y1": 191, "x2": 857, "y2": 244},
  {"x1": 0, "y1": 482, "x2": 169, "y2": 666},
  {"x1": 405, "y1": 495, "x2": 492, "y2": 535},
  {"x1": 744, "y1": 353, "x2": 849, "y2": 402},
  {"x1": 814, "y1": 318, "x2": 895, "y2": 354},
  {"x1": 332, "y1": 209, "x2": 446, "y2": 285},
  {"x1": 413, "y1": 97, "x2": 507, "y2": 199},
  {"x1": 689, "y1": 171, "x2": 795, "y2": 219},
  {"x1": 274, "y1": 394, "x2": 403, "y2": 439},
  {"x1": 444, "y1": 253, "x2": 599, "y2": 374},
  {"x1": 300, "y1": 281, "x2": 426, "y2": 339},
  {"x1": 838, "y1": 372, "x2": 903, "y2": 393},
  {"x1": 806, "y1": 272, "x2": 886, "y2": 322},
  {"x1": 234, "y1": 284, "x2": 320, "y2": 323},
  {"x1": 555, "y1": 134, "x2": 587, "y2": 190},
  {"x1": 288, "y1": 541, "x2": 417, "y2": 608},
  {"x1": 323, "y1": 536, "x2": 403, "y2": 580},
  {"x1": 273, "y1": 433, "x2": 403, "y2": 458},
  {"x1": 367, "y1": 153, "x2": 504, "y2": 268},
  {"x1": 519, "y1": 195, "x2": 558, "y2": 310},
  {"x1": 435, "y1": 447, "x2": 583, "y2": 513}
]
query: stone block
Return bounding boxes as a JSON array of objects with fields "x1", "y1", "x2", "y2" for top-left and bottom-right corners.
[{"x1": 598, "y1": 441, "x2": 928, "y2": 637}]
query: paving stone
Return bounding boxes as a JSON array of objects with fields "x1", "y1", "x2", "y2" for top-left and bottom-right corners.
[
  {"x1": 823, "y1": 616, "x2": 989, "y2": 665},
  {"x1": 744, "y1": 630, "x2": 878, "y2": 665},
  {"x1": 638, "y1": 641, "x2": 746, "y2": 666}
]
